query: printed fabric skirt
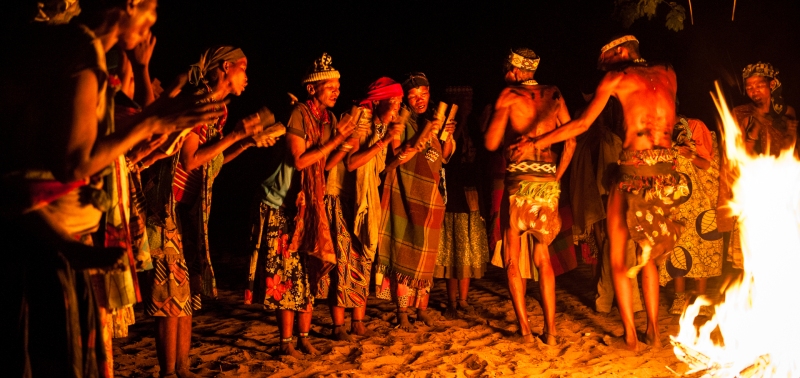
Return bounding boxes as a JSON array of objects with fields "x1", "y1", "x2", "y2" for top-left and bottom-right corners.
[
  {"x1": 316, "y1": 195, "x2": 371, "y2": 308},
  {"x1": 246, "y1": 203, "x2": 313, "y2": 312},
  {"x1": 146, "y1": 207, "x2": 195, "y2": 317},
  {"x1": 617, "y1": 150, "x2": 690, "y2": 266},
  {"x1": 434, "y1": 210, "x2": 489, "y2": 279}
]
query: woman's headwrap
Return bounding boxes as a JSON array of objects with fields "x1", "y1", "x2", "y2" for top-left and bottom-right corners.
[
  {"x1": 402, "y1": 72, "x2": 430, "y2": 93},
  {"x1": 302, "y1": 52, "x2": 340, "y2": 84},
  {"x1": 359, "y1": 77, "x2": 403, "y2": 109},
  {"x1": 188, "y1": 46, "x2": 246, "y2": 86},
  {"x1": 743, "y1": 61, "x2": 786, "y2": 116}
]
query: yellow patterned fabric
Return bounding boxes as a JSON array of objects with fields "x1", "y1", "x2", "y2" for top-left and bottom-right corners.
[{"x1": 659, "y1": 123, "x2": 723, "y2": 286}]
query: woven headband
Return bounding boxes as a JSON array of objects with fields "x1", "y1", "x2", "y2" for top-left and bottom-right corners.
[{"x1": 600, "y1": 35, "x2": 639, "y2": 54}]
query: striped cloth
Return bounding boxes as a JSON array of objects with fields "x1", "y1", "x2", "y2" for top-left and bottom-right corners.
[{"x1": 377, "y1": 141, "x2": 446, "y2": 289}]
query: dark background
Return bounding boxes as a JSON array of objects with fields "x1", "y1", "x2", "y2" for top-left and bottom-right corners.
[{"x1": 75, "y1": 1, "x2": 800, "y2": 259}]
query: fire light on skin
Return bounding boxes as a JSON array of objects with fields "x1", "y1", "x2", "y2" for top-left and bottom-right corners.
[{"x1": 671, "y1": 82, "x2": 800, "y2": 377}]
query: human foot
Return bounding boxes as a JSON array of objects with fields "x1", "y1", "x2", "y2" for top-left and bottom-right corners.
[
  {"x1": 297, "y1": 334, "x2": 319, "y2": 357},
  {"x1": 416, "y1": 309, "x2": 436, "y2": 326},
  {"x1": 457, "y1": 299, "x2": 474, "y2": 313},
  {"x1": 278, "y1": 338, "x2": 303, "y2": 358},
  {"x1": 333, "y1": 325, "x2": 353, "y2": 342},
  {"x1": 519, "y1": 332, "x2": 536, "y2": 343},
  {"x1": 444, "y1": 301, "x2": 459, "y2": 319},
  {"x1": 603, "y1": 334, "x2": 649, "y2": 352},
  {"x1": 396, "y1": 310, "x2": 415, "y2": 331},
  {"x1": 669, "y1": 292, "x2": 687, "y2": 315},
  {"x1": 645, "y1": 328, "x2": 662, "y2": 350},
  {"x1": 539, "y1": 332, "x2": 559, "y2": 346},
  {"x1": 350, "y1": 319, "x2": 373, "y2": 337}
]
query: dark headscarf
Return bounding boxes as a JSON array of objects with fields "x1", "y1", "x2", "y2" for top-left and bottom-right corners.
[
  {"x1": 743, "y1": 61, "x2": 786, "y2": 117},
  {"x1": 188, "y1": 46, "x2": 246, "y2": 86},
  {"x1": 401, "y1": 72, "x2": 430, "y2": 93}
]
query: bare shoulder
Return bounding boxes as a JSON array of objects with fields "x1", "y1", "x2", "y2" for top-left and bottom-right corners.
[
  {"x1": 785, "y1": 105, "x2": 796, "y2": 120},
  {"x1": 538, "y1": 85, "x2": 563, "y2": 100}
]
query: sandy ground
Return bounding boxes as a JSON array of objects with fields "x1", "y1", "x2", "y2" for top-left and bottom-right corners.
[{"x1": 113, "y1": 254, "x2": 716, "y2": 377}]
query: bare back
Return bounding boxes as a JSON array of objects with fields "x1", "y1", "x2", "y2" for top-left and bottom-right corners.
[
  {"x1": 609, "y1": 64, "x2": 677, "y2": 151},
  {"x1": 503, "y1": 84, "x2": 566, "y2": 163}
]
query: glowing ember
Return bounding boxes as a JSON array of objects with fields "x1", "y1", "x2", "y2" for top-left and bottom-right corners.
[{"x1": 670, "y1": 82, "x2": 800, "y2": 377}]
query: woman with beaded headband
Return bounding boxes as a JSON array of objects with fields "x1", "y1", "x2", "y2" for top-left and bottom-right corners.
[
  {"x1": 263, "y1": 52, "x2": 355, "y2": 356},
  {"x1": 144, "y1": 45, "x2": 268, "y2": 376},
  {"x1": 375, "y1": 72, "x2": 455, "y2": 330},
  {"x1": 0, "y1": 0, "x2": 226, "y2": 375}
]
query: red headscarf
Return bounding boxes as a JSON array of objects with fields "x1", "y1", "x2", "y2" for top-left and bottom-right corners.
[{"x1": 359, "y1": 77, "x2": 403, "y2": 109}]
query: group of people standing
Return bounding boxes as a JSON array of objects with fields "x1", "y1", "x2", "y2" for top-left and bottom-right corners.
[
  {"x1": 2, "y1": 0, "x2": 796, "y2": 376},
  {"x1": 244, "y1": 58, "x2": 491, "y2": 358}
]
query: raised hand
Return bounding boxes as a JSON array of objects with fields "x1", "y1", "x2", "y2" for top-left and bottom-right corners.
[
  {"x1": 234, "y1": 112, "x2": 264, "y2": 138},
  {"x1": 442, "y1": 120, "x2": 456, "y2": 140},
  {"x1": 336, "y1": 115, "x2": 356, "y2": 138},
  {"x1": 143, "y1": 92, "x2": 227, "y2": 135},
  {"x1": 127, "y1": 31, "x2": 156, "y2": 67},
  {"x1": 388, "y1": 120, "x2": 405, "y2": 140}
]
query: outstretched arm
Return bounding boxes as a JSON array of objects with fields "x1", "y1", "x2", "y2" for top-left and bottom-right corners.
[
  {"x1": 534, "y1": 73, "x2": 619, "y2": 149},
  {"x1": 554, "y1": 98, "x2": 576, "y2": 181}
]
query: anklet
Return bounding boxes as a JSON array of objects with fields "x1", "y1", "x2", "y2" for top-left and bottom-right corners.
[
  {"x1": 280, "y1": 337, "x2": 293, "y2": 343},
  {"x1": 299, "y1": 332, "x2": 309, "y2": 338}
]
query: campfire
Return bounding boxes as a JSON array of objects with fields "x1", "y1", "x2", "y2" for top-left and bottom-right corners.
[{"x1": 670, "y1": 83, "x2": 800, "y2": 377}]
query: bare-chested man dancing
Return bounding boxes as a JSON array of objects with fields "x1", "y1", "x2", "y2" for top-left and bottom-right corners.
[
  {"x1": 534, "y1": 36, "x2": 689, "y2": 351},
  {"x1": 485, "y1": 48, "x2": 575, "y2": 345}
]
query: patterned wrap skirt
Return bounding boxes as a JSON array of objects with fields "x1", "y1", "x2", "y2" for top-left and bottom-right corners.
[
  {"x1": 246, "y1": 203, "x2": 314, "y2": 311},
  {"x1": 316, "y1": 195, "x2": 371, "y2": 308},
  {"x1": 617, "y1": 149, "x2": 690, "y2": 266},
  {"x1": 146, "y1": 203, "x2": 195, "y2": 317}
]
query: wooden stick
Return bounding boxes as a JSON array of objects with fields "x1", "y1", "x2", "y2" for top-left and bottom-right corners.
[
  {"x1": 440, "y1": 104, "x2": 458, "y2": 141},
  {"x1": 393, "y1": 107, "x2": 411, "y2": 140}
]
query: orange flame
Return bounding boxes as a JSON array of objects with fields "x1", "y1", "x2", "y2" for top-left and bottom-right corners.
[{"x1": 670, "y1": 82, "x2": 800, "y2": 377}]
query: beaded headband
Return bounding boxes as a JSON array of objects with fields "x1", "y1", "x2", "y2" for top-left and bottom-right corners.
[
  {"x1": 508, "y1": 50, "x2": 540, "y2": 71},
  {"x1": 600, "y1": 35, "x2": 639, "y2": 54},
  {"x1": 302, "y1": 52, "x2": 341, "y2": 84}
]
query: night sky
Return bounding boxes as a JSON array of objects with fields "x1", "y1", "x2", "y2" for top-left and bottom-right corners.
[{"x1": 51, "y1": 0, "x2": 800, "y2": 259}]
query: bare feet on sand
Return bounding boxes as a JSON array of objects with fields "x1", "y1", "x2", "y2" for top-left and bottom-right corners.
[
  {"x1": 298, "y1": 336, "x2": 319, "y2": 356},
  {"x1": 444, "y1": 301, "x2": 459, "y2": 319},
  {"x1": 644, "y1": 328, "x2": 662, "y2": 350},
  {"x1": 350, "y1": 320, "x2": 373, "y2": 337},
  {"x1": 520, "y1": 332, "x2": 536, "y2": 343},
  {"x1": 333, "y1": 325, "x2": 353, "y2": 342},
  {"x1": 397, "y1": 310, "x2": 415, "y2": 331},
  {"x1": 539, "y1": 332, "x2": 559, "y2": 346},
  {"x1": 279, "y1": 340, "x2": 304, "y2": 359},
  {"x1": 604, "y1": 334, "x2": 649, "y2": 353},
  {"x1": 416, "y1": 309, "x2": 436, "y2": 326},
  {"x1": 457, "y1": 299, "x2": 475, "y2": 313}
]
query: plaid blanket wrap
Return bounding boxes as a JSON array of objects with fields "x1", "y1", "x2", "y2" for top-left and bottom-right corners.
[{"x1": 377, "y1": 149, "x2": 445, "y2": 289}]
